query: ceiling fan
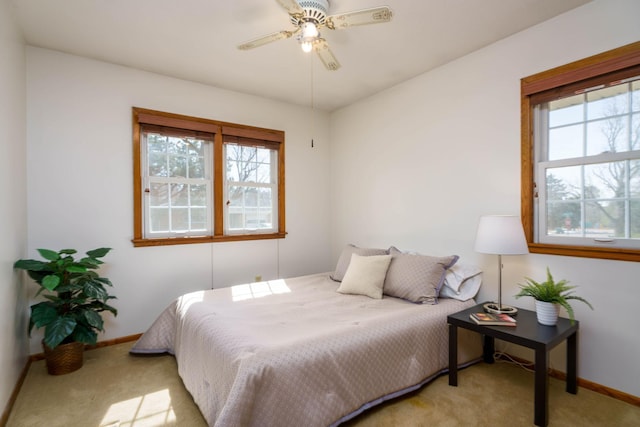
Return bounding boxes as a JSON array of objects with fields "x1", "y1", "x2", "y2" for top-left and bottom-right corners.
[{"x1": 237, "y1": 0, "x2": 393, "y2": 71}]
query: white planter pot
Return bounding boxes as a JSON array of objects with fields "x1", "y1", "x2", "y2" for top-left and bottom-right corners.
[{"x1": 535, "y1": 300, "x2": 560, "y2": 326}]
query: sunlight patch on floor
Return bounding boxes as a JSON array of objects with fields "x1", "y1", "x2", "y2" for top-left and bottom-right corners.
[{"x1": 100, "y1": 389, "x2": 176, "y2": 427}]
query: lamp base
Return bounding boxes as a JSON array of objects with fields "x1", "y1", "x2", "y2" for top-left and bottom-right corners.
[{"x1": 483, "y1": 302, "x2": 518, "y2": 316}]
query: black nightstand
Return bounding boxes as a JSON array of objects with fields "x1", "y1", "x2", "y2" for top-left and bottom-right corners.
[{"x1": 447, "y1": 302, "x2": 579, "y2": 427}]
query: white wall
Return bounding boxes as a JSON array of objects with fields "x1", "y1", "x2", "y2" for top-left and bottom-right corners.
[
  {"x1": 0, "y1": 0, "x2": 28, "y2": 415},
  {"x1": 25, "y1": 47, "x2": 333, "y2": 354},
  {"x1": 329, "y1": 0, "x2": 640, "y2": 397}
]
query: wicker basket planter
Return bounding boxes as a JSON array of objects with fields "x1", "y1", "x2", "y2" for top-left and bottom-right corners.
[
  {"x1": 14, "y1": 248, "x2": 117, "y2": 376},
  {"x1": 43, "y1": 341, "x2": 84, "y2": 375}
]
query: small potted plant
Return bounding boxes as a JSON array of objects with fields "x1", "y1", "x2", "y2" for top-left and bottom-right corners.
[
  {"x1": 14, "y1": 247, "x2": 117, "y2": 374},
  {"x1": 515, "y1": 267, "x2": 592, "y2": 326}
]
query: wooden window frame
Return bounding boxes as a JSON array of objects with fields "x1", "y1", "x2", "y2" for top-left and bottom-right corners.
[
  {"x1": 132, "y1": 107, "x2": 286, "y2": 247},
  {"x1": 521, "y1": 41, "x2": 640, "y2": 261}
]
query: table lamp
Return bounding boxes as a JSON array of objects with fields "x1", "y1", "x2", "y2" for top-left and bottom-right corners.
[{"x1": 474, "y1": 215, "x2": 529, "y2": 315}]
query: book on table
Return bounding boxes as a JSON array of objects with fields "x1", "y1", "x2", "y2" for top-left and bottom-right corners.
[{"x1": 469, "y1": 312, "x2": 517, "y2": 326}]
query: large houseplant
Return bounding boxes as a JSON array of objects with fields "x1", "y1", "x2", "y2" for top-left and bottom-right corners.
[
  {"x1": 515, "y1": 267, "x2": 592, "y2": 325},
  {"x1": 14, "y1": 247, "x2": 117, "y2": 374}
]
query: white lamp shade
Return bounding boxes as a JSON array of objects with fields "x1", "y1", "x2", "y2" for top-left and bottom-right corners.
[{"x1": 474, "y1": 215, "x2": 529, "y2": 255}]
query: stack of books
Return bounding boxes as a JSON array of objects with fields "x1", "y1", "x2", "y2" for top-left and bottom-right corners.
[{"x1": 469, "y1": 312, "x2": 517, "y2": 326}]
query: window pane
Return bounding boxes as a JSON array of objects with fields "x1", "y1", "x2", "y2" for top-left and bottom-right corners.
[
  {"x1": 147, "y1": 135, "x2": 168, "y2": 177},
  {"x1": 240, "y1": 146, "x2": 256, "y2": 162},
  {"x1": 226, "y1": 147, "x2": 258, "y2": 182},
  {"x1": 145, "y1": 135, "x2": 211, "y2": 236},
  {"x1": 190, "y1": 208, "x2": 207, "y2": 230},
  {"x1": 546, "y1": 200, "x2": 581, "y2": 235},
  {"x1": 630, "y1": 160, "x2": 640, "y2": 197},
  {"x1": 148, "y1": 152, "x2": 167, "y2": 177},
  {"x1": 227, "y1": 185, "x2": 244, "y2": 230},
  {"x1": 225, "y1": 145, "x2": 276, "y2": 184},
  {"x1": 187, "y1": 140, "x2": 206, "y2": 178},
  {"x1": 257, "y1": 148, "x2": 271, "y2": 163},
  {"x1": 548, "y1": 124, "x2": 583, "y2": 160},
  {"x1": 190, "y1": 184, "x2": 207, "y2": 206},
  {"x1": 226, "y1": 159, "x2": 240, "y2": 182},
  {"x1": 226, "y1": 185, "x2": 273, "y2": 230},
  {"x1": 149, "y1": 207, "x2": 169, "y2": 232},
  {"x1": 546, "y1": 167, "x2": 580, "y2": 200},
  {"x1": 545, "y1": 167, "x2": 582, "y2": 236},
  {"x1": 586, "y1": 117, "x2": 628, "y2": 155},
  {"x1": 585, "y1": 200, "x2": 622, "y2": 237},
  {"x1": 632, "y1": 113, "x2": 640, "y2": 150},
  {"x1": 549, "y1": 94, "x2": 583, "y2": 127},
  {"x1": 240, "y1": 161, "x2": 257, "y2": 182},
  {"x1": 147, "y1": 135, "x2": 209, "y2": 178},
  {"x1": 587, "y1": 85, "x2": 629, "y2": 120},
  {"x1": 256, "y1": 163, "x2": 272, "y2": 183},
  {"x1": 149, "y1": 183, "x2": 168, "y2": 207},
  {"x1": 169, "y1": 153, "x2": 188, "y2": 178},
  {"x1": 584, "y1": 162, "x2": 624, "y2": 200},
  {"x1": 632, "y1": 81, "x2": 640, "y2": 112},
  {"x1": 631, "y1": 199, "x2": 640, "y2": 237},
  {"x1": 171, "y1": 207, "x2": 188, "y2": 231},
  {"x1": 171, "y1": 183, "x2": 188, "y2": 206},
  {"x1": 258, "y1": 188, "x2": 272, "y2": 208},
  {"x1": 228, "y1": 212, "x2": 243, "y2": 229}
]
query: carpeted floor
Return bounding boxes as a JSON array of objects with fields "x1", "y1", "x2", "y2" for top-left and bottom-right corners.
[{"x1": 6, "y1": 342, "x2": 639, "y2": 427}]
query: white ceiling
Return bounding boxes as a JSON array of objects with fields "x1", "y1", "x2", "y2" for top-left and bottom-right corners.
[{"x1": 10, "y1": 0, "x2": 591, "y2": 112}]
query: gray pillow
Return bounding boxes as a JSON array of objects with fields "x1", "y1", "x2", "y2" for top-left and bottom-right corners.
[
  {"x1": 330, "y1": 244, "x2": 389, "y2": 282},
  {"x1": 383, "y1": 246, "x2": 459, "y2": 304}
]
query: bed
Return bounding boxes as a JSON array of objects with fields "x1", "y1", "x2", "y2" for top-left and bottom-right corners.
[{"x1": 131, "y1": 246, "x2": 483, "y2": 426}]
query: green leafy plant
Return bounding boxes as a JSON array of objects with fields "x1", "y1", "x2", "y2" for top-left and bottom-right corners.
[
  {"x1": 515, "y1": 267, "x2": 592, "y2": 324},
  {"x1": 14, "y1": 248, "x2": 117, "y2": 349}
]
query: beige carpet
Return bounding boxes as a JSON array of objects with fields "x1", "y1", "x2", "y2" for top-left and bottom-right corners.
[{"x1": 6, "y1": 342, "x2": 639, "y2": 427}]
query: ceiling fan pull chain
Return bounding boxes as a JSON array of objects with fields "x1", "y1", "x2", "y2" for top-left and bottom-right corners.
[{"x1": 310, "y1": 52, "x2": 315, "y2": 148}]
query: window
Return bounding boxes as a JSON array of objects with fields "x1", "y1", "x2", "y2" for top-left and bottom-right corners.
[
  {"x1": 521, "y1": 41, "x2": 640, "y2": 261},
  {"x1": 132, "y1": 108, "x2": 285, "y2": 247},
  {"x1": 142, "y1": 126, "x2": 213, "y2": 238},
  {"x1": 224, "y1": 137, "x2": 278, "y2": 234}
]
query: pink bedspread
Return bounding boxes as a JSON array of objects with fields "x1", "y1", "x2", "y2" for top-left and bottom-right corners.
[{"x1": 131, "y1": 273, "x2": 481, "y2": 426}]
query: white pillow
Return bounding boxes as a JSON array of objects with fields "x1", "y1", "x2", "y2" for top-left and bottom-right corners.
[
  {"x1": 443, "y1": 263, "x2": 482, "y2": 293},
  {"x1": 440, "y1": 271, "x2": 483, "y2": 301},
  {"x1": 336, "y1": 254, "x2": 392, "y2": 299}
]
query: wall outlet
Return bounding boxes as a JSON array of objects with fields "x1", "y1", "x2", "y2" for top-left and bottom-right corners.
[{"x1": 254, "y1": 275, "x2": 262, "y2": 282}]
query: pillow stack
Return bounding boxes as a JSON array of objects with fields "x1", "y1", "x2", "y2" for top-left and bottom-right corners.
[{"x1": 333, "y1": 244, "x2": 466, "y2": 304}]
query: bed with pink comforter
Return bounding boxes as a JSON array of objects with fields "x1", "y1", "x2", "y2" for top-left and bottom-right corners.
[{"x1": 131, "y1": 272, "x2": 481, "y2": 426}]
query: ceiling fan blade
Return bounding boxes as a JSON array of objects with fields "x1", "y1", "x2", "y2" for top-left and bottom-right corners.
[
  {"x1": 237, "y1": 30, "x2": 297, "y2": 50},
  {"x1": 276, "y1": 0, "x2": 304, "y2": 16},
  {"x1": 314, "y1": 39, "x2": 340, "y2": 71},
  {"x1": 326, "y1": 6, "x2": 393, "y2": 30}
]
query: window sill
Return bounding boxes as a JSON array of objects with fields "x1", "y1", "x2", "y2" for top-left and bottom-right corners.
[
  {"x1": 132, "y1": 232, "x2": 287, "y2": 247},
  {"x1": 528, "y1": 242, "x2": 640, "y2": 262}
]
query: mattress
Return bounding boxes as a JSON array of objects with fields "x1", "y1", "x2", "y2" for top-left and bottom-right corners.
[{"x1": 131, "y1": 272, "x2": 481, "y2": 426}]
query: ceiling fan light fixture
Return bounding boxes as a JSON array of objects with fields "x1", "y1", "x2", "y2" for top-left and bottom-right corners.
[
  {"x1": 301, "y1": 39, "x2": 314, "y2": 52},
  {"x1": 238, "y1": 0, "x2": 392, "y2": 71},
  {"x1": 301, "y1": 21, "x2": 319, "y2": 38},
  {"x1": 299, "y1": 21, "x2": 319, "y2": 53}
]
